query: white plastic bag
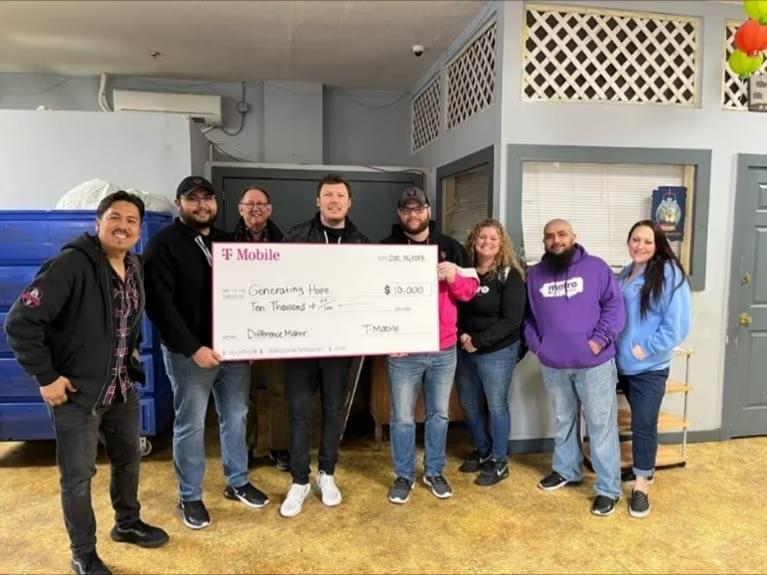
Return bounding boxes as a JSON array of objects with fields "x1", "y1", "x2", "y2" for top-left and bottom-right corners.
[{"x1": 55, "y1": 178, "x2": 175, "y2": 214}]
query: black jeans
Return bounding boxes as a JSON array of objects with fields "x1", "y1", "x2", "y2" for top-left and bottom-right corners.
[
  {"x1": 50, "y1": 389, "x2": 141, "y2": 556},
  {"x1": 619, "y1": 368, "x2": 669, "y2": 475},
  {"x1": 283, "y1": 357, "x2": 351, "y2": 484}
]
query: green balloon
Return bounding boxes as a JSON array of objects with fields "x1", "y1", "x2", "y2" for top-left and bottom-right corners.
[
  {"x1": 744, "y1": 0, "x2": 767, "y2": 22},
  {"x1": 729, "y1": 49, "x2": 764, "y2": 77}
]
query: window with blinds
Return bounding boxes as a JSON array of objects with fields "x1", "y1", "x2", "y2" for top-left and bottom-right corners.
[
  {"x1": 521, "y1": 161, "x2": 687, "y2": 268},
  {"x1": 442, "y1": 165, "x2": 490, "y2": 243}
]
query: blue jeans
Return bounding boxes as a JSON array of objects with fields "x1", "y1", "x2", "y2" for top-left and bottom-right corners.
[
  {"x1": 540, "y1": 359, "x2": 621, "y2": 499},
  {"x1": 454, "y1": 343, "x2": 519, "y2": 461},
  {"x1": 619, "y1": 368, "x2": 669, "y2": 478},
  {"x1": 387, "y1": 347, "x2": 456, "y2": 481},
  {"x1": 162, "y1": 347, "x2": 250, "y2": 501}
]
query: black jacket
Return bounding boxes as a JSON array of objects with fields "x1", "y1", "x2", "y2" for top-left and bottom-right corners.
[
  {"x1": 3, "y1": 234, "x2": 144, "y2": 410},
  {"x1": 232, "y1": 217, "x2": 285, "y2": 243},
  {"x1": 143, "y1": 218, "x2": 230, "y2": 356},
  {"x1": 286, "y1": 213, "x2": 370, "y2": 244},
  {"x1": 380, "y1": 220, "x2": 470, "y2": 267},
  {"x1": 458, "y1": 267, "x2": 526, "y2": 354}
]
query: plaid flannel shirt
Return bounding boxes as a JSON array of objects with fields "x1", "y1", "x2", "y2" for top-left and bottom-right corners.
[{"x1": 102, "y1": 256, "x2": 140, "y2": 406}]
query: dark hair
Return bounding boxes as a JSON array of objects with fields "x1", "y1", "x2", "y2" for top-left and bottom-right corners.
[
  {"x1": 316, "y1": 174, "x2": 351, "y2": 198},
  {"x1": 627, "y1": 220, "x2": 687, "y2": 318},
  {"x1": 239, "y1": 186, "x2": 271, "y2": 203},
  {"x1": 96, "y1": 191, "x2": 145, "y2": 220}
]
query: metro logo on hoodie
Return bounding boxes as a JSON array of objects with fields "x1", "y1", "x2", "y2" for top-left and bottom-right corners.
[
  {"x1": 539, "y1": 277, "x2": 584, "y2": 298},
  {"x1": 523, "y1": 244, "x2": 625, "y2": 369}
]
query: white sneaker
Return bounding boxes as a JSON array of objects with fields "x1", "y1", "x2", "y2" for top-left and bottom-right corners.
[
  {"x1": 279, "y1": 483, "x2": 311, "y2": 518},
  {"x1": 315, "y1": 470, "x2": 342, "y2": 507}
]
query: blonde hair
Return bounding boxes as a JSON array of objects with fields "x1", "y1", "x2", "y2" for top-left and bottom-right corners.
[{"x1": 465, "y1": 218, "x2": 525, "y2": 281}]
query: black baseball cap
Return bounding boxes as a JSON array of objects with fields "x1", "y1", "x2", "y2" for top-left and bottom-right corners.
[
  {"x1": 398, "y1": 186, "x2": 429, "y2": 208},
  {"x1": 176, "y1": 176, "x2": 215, "y2": 199}
]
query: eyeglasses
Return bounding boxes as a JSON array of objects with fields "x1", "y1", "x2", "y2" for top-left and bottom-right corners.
[
  {"x1": 398, "y1": 206, "x2": 427, "y2": 216},
  {"x1": 239, "y1": 202, "x2": 270, "y2": 211},
  {"x1": 182, "y1": 194, "x2": 216, "y2": 205}
]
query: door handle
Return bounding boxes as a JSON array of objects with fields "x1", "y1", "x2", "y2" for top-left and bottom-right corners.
[
  {"x1": 742, "y1": 273, "x2": 752, "y2": 285},
  {"x1": 738, "y1": 313, "x2": 753, "y2": 327}
]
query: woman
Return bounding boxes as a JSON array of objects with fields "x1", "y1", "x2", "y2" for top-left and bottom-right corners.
[
  {"x1": 616, "y1": 220, "x2": 692, "y2": 518},
  {"x1": 456, "y1": 219, "x2": 526, "y2": 486}
]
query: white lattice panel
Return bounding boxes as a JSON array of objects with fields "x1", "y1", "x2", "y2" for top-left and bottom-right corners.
[
  {"x1": 522, "y1": 4, "x2": 700, "y2": 105},
  {"x1": 446, "y1": 22, "x2": 496, "y2": 130},
  {"x1": 411, "y1": 75, "x2": 441, "y2": 153},
  {"x1": 722, "y1": 21, "x2": 767, "y2": 109}
]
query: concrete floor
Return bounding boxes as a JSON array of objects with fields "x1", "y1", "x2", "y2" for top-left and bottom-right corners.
[{"x1": 1, "y1": 427, "x2": 765, "y2": 574}]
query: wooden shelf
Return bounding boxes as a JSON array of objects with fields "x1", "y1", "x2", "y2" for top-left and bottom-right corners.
[
  {"x1": 665, "y1": 379, "x2": 692, "y2": 394},
  {"x1": 583, "y1": 441, "x2": 687, "y2": 468},
  {"x1": 618, "y1": 408, "x2": 688, "y2": 432}
]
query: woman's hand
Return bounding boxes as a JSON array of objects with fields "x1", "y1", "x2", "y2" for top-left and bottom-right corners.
[{"x1": 632, "y1": 344, "x2": 647, "y2": 360}]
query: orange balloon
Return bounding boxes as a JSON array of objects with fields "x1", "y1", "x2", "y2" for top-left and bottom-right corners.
[{"x1": 734, "y1": 19, "x2": 764, "y2": 54}]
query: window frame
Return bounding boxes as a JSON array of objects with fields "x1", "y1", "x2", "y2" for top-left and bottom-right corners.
[{"x1": 506, "y1": 144, "x2": 711, "y2": 290}]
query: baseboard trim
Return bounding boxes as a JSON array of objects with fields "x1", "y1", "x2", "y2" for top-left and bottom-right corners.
[{"x1": 508, "y1": 429, "x2": 723, "y2": 455}]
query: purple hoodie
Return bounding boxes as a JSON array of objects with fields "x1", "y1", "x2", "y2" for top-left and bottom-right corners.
[{"x1": 523, "y1": 244, "x2": 625, "y2": 369}]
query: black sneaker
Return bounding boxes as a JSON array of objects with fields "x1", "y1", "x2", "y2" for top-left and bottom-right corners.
[
  {"x1": 178, "y1": 500, "x2": 211, "y2": 530},
  {"x1": 474, "y1": 459, "x2": 509, "y2": 486},
  {"x1": 224, "y1": 482, "x2": 269, "y2": 508},
  {"x1": 110, "y1": 519, "x2": 169, "y2": 548},
  {"x1": 269, "y1": 449, "x2": 290, "y2": 472},
  {"x1": 629, "y1": 489, "x2": 651, "y2": 518},
  {"x1": 71, "y1": 552, "x2": 112, "y2": 575},
  {"x1": 591, "y1": 495, "x2": 620, "y2": 517},
  {"x1": 423, "y1": 474, "x2": 453, "y2": 499},
  {"x1": 537, "y1": 471, "x2": 581, "y2": 491},
  {"x1": 621, "y1": 469, "x2": 655, "y2": 483},
  {"x1": 458, "y1": 449, "x2": 492, "y2": 473},
  {"x1": 387, "y1": 476, "x2": 414, "y2": 504}
]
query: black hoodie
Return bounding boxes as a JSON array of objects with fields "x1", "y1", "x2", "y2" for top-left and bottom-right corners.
[
  {"x1": 143, "y1": 218, "x2": 231, "y2": 356},
  {"x1": 4, "y1": 233, "x2": 144, "y2": 410},
  {"x1": 286, "y1": 213, "x2": 370, "y2": 244}
]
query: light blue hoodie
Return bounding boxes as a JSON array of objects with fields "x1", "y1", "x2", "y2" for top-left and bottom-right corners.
[{"x1": 615, "y1": 261, "x2": 692, "y2": 376}]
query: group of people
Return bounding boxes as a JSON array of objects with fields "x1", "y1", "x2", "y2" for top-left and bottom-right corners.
[{"x1": 3, "y1": 173, "x2": 691, "y2": 575}]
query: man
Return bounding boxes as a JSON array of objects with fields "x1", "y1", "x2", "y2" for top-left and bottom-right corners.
[
  {"x1": 381, "y1": 186, "x2": 478, "y2": 504},
  {"x1": 279, "y1": 174, "x2": 370, "y2": 518},
  {"x1": 4, "y1": 192, "x2": 168, "y2": 575},
  {"x1": 144, "y1": 176, "x2": 268, "y2": 530},
  {"x1": 232, "y1": 185, "x2": 290, "y2": 471},
  {"x1": 523, "y1": 218, "x2": 625, "y2": 516}
]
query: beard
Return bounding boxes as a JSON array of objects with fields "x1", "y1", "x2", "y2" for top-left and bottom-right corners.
[
  {"x1": 542, "y1": 246, "x2": 575, "y2": 273},
  {"x1": 401, "y1": 217, "x2": 429, "y2": 235},
  {"x1": 180, "y1": 208, "x2": 216, "y2": 230}
]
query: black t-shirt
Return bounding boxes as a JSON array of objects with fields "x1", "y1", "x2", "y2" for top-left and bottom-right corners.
[
  {"x1": 458, "y1": 267, "x2": 526, "y2": 354},
  {"x1": 321, "y1": 224, "x2": 344, "y2": 243}
]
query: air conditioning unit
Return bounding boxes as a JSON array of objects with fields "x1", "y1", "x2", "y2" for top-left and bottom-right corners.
[{"x1": 112, "y1": 89, "x2": 222, "y2": 126}]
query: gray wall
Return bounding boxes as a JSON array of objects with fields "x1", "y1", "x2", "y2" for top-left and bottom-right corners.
[
  {"x1": 0, "y1": 109, "x2": 194, "y2": 207},
  {"x1": 323, "y1": 88, "x2": 412, "y2": 166},
  {"x1": 0, "y1": 72, "x2": 412, "y2": 168},
  {"x1": 408, "y1": 2, "x2": 502, "y2": 207}
]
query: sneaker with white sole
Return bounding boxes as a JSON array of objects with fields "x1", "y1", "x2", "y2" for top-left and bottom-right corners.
[
  {"x1": 224, "y1": 482, "x2": 269, "y2": 508},
  {"x1": 423, "y1": 474, "x2": 453, "y2": 499},
  {"x1": 280, "y1": 483, "x2": 311, "y2": 518},
  {"x1": 388, "y1": 477, "x2": 414, "y2": 504},
  {"x1": 629, "y1": 489, "x2": 651, "y2": 518},
  {"x1": 315, "y1": 470, "x2": 342, "y2": 507}
]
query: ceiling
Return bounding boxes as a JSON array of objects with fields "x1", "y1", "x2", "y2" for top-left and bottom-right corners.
[{"x1": 0, "y1": 1, "x2": 486, "y2": 90}]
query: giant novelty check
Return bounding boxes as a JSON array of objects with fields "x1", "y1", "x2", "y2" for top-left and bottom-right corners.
[{"x1": 212, "y1": 243, "x2": 439, "y2": 360}]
